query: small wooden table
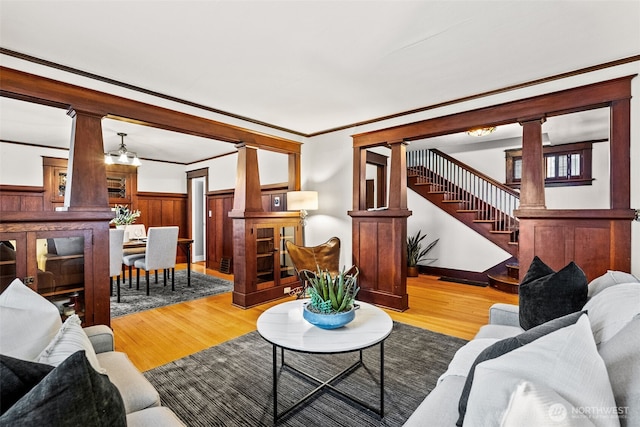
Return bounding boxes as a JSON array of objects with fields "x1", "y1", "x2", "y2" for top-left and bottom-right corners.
[{"x1": 257, "y1": 300, "x2": 393, "y2": 424}]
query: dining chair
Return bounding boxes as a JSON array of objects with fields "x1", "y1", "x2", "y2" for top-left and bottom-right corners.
[
  {"x1": 109, "y1": 228, "x2": 125, "y2": 303},
  {"x1": 121, "y1": 224, "x2": 147, "y2": 287},
  {"x1": 133, "y1": 226, "x2": 179, "y2": 296}
]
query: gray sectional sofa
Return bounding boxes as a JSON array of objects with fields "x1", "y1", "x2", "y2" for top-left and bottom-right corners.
[
  {"x1": 84, "y1": 324, "x2": 185, "y2": 426},
  {"x1": 0, "y1": 279, "x2": 184, "y2": 426},
  {"x1": 404, "y1": 269, "x2": 639, "y2": 427}
]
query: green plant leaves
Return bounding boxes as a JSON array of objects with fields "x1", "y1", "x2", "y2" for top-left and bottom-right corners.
[{"x1": 305, "y1": 266, "x2": 360, "y2": 314}]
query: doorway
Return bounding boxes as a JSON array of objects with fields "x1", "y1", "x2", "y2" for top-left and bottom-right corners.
[{"x1": 191, "y1": 176, "x2": 206, "y2": 263}]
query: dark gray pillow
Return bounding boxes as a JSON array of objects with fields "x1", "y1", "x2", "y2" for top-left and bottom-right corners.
[
  {"x1": 456, "y1": 310, "x2": 586, "y2": 426},
  {"x1": 519, "y1": 256, "x2": 588, "y2": 330},
  {"x1": 0, "y1": 351, "x2": 126, "y2": 427},
  {"x1": 0, "y1": 354, "x2": 54, "y2": 414}
]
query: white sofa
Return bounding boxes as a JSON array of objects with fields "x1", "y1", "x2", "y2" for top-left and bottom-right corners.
[
  {"x1": 0, "y1": 279, "x2": 184, "y2": 426},
  {"x1": 404, "y1": 270, "x2": 640, "y2": 427}
]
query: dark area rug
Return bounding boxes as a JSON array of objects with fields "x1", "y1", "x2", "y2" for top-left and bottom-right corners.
[
  {"x1": 110, "y1": 270, "x2": 233, "y2": 318},
  {"x1": 144, "y1": 322, "x2": 467, "y2": 426}
]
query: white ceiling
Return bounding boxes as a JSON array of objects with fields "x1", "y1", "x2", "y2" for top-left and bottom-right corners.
[{"x1": 0, "y1": 1, "x2": 638, "y2": 163}]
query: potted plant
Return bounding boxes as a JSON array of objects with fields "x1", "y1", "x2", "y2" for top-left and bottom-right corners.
[
  {"x1": 302, "y1": 266, "x2": 360, "y2": 329},
  {"x1": 110, "y1": 205, "x2": 141, "y2": 227},
  {"x1": 407, "y1": 231, "x2": 439, "y2": 277}
]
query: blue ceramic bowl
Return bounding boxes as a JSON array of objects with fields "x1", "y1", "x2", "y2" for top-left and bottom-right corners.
[{"x1": 303, "y1": 304, "x2": 355, "y2": 329}]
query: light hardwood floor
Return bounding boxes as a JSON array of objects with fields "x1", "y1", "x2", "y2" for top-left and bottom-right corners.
[{"x1": 111, "y1": 263, "x2": 518, "y2": 372}]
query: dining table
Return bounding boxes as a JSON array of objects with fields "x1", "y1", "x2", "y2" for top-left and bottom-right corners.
[{"x1": 123, "y1": 237, "x2": 194, "y2": 286}]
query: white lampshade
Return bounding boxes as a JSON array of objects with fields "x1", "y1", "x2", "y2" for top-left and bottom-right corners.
[{"x1": 287, "y1": 191, "x2": 318, "y2": 211}]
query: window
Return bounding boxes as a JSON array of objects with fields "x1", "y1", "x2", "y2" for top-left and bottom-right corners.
[{"x1": 505, "y1": 141, "x2": 595, "y2": 188}]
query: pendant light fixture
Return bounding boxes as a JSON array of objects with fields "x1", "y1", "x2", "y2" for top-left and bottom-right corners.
[
  {"x1": 105, "y1": 133, "x2": 142, "y2": 166},
  {"x1": 466, "y1": 126, "x2": 497, "y2": 137}
]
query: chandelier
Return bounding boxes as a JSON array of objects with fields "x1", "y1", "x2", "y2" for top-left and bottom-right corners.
[
  {"x1": 466, "y1": 126, "x2": 497, "y2": 137},
  {"x1": 105, "y1": 133, "x2": 141, "y2": 166}
]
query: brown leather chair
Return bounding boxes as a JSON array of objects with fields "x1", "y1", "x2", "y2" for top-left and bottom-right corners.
[{"x1": 285, "y1": 237, "x2": 341, "y2": 297}]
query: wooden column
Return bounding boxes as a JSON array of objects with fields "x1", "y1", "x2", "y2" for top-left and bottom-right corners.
[
  {"x1": 65, "y1": 109, "x2": 109, "y2": 211},
  {"x1": 388, "y1": 141, "x2": 408, "y2": 210},
  {"x1": 610, "y1": 99, "x2": 631, "y2": 209},
  {"x1": 349, "y1": 140, "x2": 411, "y2": 311},
  {"x1": 353, "y1": 147, "x2": 368, "y2": 211},
  {"x1": 518, "y1": 118, "x2": 546, "y2": 209},
  {"x1": 232, "y1": 143, "x2": 263, "y2": 213},
  {"x1": 288, "y1": 152, "x2": 301, "y2": 191}
]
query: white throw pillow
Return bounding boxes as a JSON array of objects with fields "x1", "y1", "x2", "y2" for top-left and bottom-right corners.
[
  {"x1": 463, "y1": 315, "x2": 619, "y2": 427},
  {"x1": 588, "y1": 270, "x2": 639, "y2": 298},
  {"x1": 583, "y1": 283, "x2": 640, "y2": 346},
  {"x1": 501, "y1": 375, "x2": 596, "y2": 427},
  {"x1": 38, "y1": 314, "x2": 106, "y2": 374},
  {"x1": 598, "y1": 314, "x2": 640, "y2": 427},
  {"x1": 0, "y1": 278, "x2": 62, "y2": 360}
]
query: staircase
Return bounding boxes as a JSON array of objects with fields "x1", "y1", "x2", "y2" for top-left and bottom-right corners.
[{"x1": 407, "y1": 149, "x2": 520, "y2": 293}]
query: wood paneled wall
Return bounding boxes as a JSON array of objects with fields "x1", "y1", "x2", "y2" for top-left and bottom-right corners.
[
  {"x1": 0, "y1": 185, "x2": 45, "y2": 212},
  {"x1": 136, "y1": 192, "x2": 188, "y2": 233},
  {"x1": 136, "y1": 192, "x2": 188, "y2": 263},
  {"x1": 206, "y1": 187, "x2": 288, "y2": 272}
]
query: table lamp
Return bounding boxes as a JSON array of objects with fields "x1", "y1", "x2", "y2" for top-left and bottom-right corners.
[{"x1": 286, "y1": 191, "x2": 318, "y2": 226}]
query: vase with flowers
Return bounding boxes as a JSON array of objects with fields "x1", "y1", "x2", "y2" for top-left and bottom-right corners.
[{"x1": 110, "y1": 205, "x2": 141, "y2": 227}]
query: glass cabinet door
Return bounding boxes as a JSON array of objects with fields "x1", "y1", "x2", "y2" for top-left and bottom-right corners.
[
  {"x1": 255, "y1": 227, "x2": 275, "y2": 285},
  {"x1": 0, "y1": 234, "x2": 22, "y2": 291},
  {"x1": 279, "y1": 225, "x2": 297, "y2": 281},
  {"x1": 254, "y1": 223, "x2": 299, "y2": 288},
  {"x1": 36, "y1": 231, "x2": 88, "y2": 322}
]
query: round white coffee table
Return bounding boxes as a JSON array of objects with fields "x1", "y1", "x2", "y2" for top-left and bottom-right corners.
[{"x1": 257, "y1": 299, "x2": 393, "y2": 423}]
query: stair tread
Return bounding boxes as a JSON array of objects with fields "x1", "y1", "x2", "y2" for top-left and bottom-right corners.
[{"x1": 488, "y1": 274, "x2": 519, "y2": 284}]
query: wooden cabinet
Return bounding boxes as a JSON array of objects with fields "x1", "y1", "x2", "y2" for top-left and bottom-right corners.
[
  {"x1": 43, "y1": 157, "x2": 137, "y2": 211},
  {"x1": 230, "y1": 213, "x2": 302, "y2": 308},
  {"x1": 0, "y1": 211, "x2": 112, "y2": 326}
]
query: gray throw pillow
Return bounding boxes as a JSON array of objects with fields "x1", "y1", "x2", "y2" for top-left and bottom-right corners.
[
  {"x1": 456, "y1": 310, "x2": 586, "y2": 427},
  {"x1": 519, "y1": 256, "x2": 588, "y2": 330},
  {"x1": 0, "y1": 351, "x2": 126, "y2": 427}
]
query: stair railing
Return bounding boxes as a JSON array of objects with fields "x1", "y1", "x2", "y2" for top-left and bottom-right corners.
[{"x1": 407, "y1": 148, "x2": 520, "y2": 233}]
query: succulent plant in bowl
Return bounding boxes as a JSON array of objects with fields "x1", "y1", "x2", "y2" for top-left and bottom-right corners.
[{"x1": 301, "y1": 266, "x2": 360, "y2": 329}]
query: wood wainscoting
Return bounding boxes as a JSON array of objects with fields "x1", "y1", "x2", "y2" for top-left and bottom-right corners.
[
  {"x1": 137, "y1": 192, "x2": 188, "y2": 263},
  {"x1": 0, "y1": 185, "x2": 45, "y2": 212}
]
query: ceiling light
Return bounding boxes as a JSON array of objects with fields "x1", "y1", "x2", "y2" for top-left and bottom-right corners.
[
  {"x1": 466, "y1": 126, "x2": 497, "y2": 137},
  {"x1": 105, "y1": 133, "x2": 141, "y2": 166}
]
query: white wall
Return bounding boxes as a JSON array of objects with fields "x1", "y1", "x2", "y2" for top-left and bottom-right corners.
[
  {"x1": 0, "y1": 142, "x2": 188, "y2": 194},
  {"x1": 187, "y1": 149, "x2": 289, "y2": 192},
  {"x1": 0, "y1": 144, "x2": 68, "y2": 186},
  {"x1": 137, "y1": 161, "x2": 186, "y2": 193},
  {"x1": 301, "y1": 129, "x2": 355, "y2": 269}
]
